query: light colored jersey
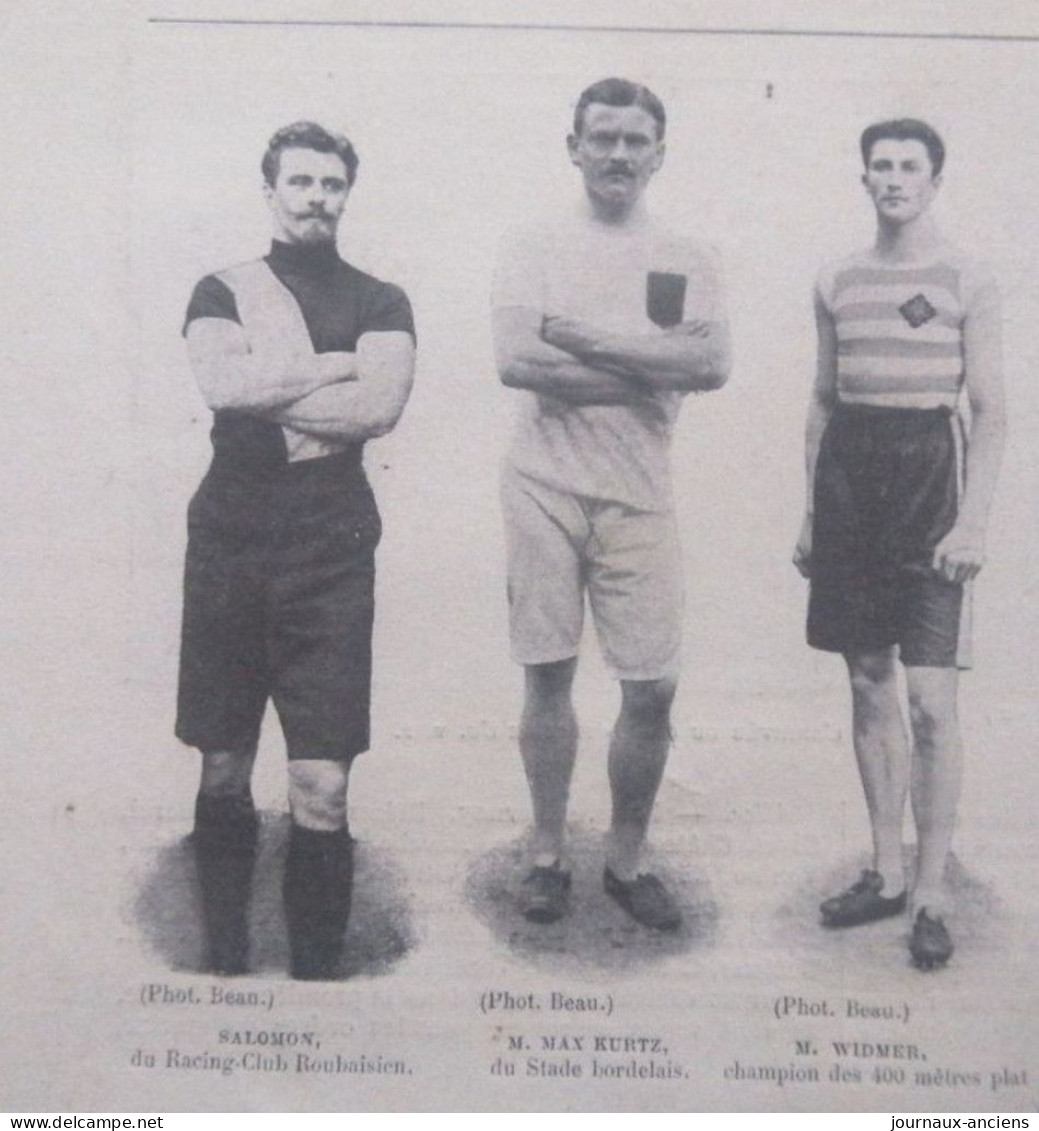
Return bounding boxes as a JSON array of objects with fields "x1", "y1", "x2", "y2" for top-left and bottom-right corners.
[
  {"x1": 817, "y1": 245, "x2": 999, "y2": 410},
  {"x1": 185, "y1": 240, "x2": 414, "y2": 470},
  {"x1": 493, "y1": 202, "x2": 725, "y2": 512}
]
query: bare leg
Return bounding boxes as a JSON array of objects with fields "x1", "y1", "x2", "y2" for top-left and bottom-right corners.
[
  {"x1": 520, "y1": 658, "x2": 579, "y2": 866},
  {"x1": 606, "y1": 677, "x2": 676, "y2": 881},
  {"x1": 200, "y1": 743, "x2": 259, "y2": 798},
  {"x1": 287, "y1": 758, "x2": 351, "y2": 831},
  {"x1": 844, "y1": 650, "x2": 910, "y2": 895},
  {"x1": 905, "y1": 667, "x2": 962, "y2": 914}
]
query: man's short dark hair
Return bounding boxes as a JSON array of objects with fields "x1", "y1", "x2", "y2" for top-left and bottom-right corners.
[
  {"x1": 261, "y1": 121, "x2": 360, "y2": 187},
  {"x1": 860, "y1": 119, "x2": 945, "y2": 177},
  {"x1": 573, "y1": 78, "x2": 666, "y2": 140}
]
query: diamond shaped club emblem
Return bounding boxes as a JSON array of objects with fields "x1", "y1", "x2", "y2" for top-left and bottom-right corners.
[{"x1": 899, "y1": 293, "x2": 937, "y2": 328}]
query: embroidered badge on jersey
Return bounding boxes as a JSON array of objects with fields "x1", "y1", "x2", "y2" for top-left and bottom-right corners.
[{"x1": 899, "y1": 293, "x2": 938, "y2": 329}]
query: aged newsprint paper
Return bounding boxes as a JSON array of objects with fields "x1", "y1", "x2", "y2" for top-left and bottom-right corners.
[{"x1": 2, "y1": 0, "x2": 1036, "y2": 1114}]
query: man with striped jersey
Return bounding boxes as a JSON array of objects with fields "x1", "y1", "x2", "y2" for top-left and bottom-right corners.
[
  {"x1": 493, "y1": 79, "x2": 731, "y2": 930},
  {"x1": 178, "y1": 122, "x2": 416, "y2": 980},
  {"x1": 794, "y1": 119, "x2": 1005, "y2": 968}
]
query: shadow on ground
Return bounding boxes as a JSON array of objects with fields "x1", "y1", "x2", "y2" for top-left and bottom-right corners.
[
  {"x1": 465, "y1": 825, "x2": 718, "y2": 975},
  {"x1": 777, "y1": 850, "x2": 1003, "y2": 978},
  {"x1": 134, "y1": 812, "x2": 416, "y2": 980}
]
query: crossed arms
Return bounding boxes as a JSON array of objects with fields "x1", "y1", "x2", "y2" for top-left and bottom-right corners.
[
  {"x1": 186, "y1": 318, "x2": 416, "y2": 440},
  {"x1": 492, "y1": 307, "x2": 731, "y2": 406}
]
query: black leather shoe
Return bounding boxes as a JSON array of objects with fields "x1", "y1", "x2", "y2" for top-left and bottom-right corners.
[
  {"x1": 284, "y1": 825, "x2": 353, "y2": 981},
  {"x1": 909, "y1": 908, "x2": 953, "y2": 970},
  {"x1": 820, "y1": 870, "x2": 906, "y2": 928}
]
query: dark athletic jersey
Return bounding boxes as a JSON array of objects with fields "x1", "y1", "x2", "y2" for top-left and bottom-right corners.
[
  {"x1": 184, "y1": 240, "x2": 415, "y2": 473},
  {"x1": 808, "y1": 403, "x2": 971, "y2": 667},
  {"x1": 493, "y1": 202, "x2": 726, "y2": 512},
  {"x1": 816, "y1": 245, "x2": 997, "y2": 410}
]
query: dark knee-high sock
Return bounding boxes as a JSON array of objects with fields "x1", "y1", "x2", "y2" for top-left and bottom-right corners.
[
  {"x1": 193, "y1": 792, "x2": 258, "y2": 976},
  {"x1": 283, "y1": 824, "x2": 354, "y2": 981}
]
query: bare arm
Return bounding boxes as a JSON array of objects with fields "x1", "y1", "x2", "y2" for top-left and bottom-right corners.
[
  {"x1": 793, "y1": 291, "x2": 839, "y2": 577},
  {"x1": 932, "y1": 282, "x2": 1006, "y2": 583},
  {"x1": 186, "y1": 317, "x2": 356, "y2": 412},
  {"x1": 268, "y1": 331, "x2": 416, "y2": 440},
  {"x1": 493, "y1": 306, "x2": 653, "y2": 406},
  {"x1": 541, "y1": 314, "x2": 731, "y2": 392}
]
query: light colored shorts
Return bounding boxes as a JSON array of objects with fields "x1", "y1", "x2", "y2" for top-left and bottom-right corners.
[{"x1": 501, "y1": 465, "x2": 683, "y2": 681}]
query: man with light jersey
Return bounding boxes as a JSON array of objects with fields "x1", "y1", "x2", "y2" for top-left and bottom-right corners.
[
  {"x1": 794, "y1": 119, "x2": 1004, "y2": 968},
  {"x1": 178, "y1": 122, "x2": 416, "y2": 979},
  {"x1": 492, "y1": 78, "x2": 731, "y2": 930}
]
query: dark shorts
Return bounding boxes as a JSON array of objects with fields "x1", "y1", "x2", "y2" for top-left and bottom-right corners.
[
  {"x1": 807, "y1": 403, "x2": 971, "y2": 669},
  {"x1": 176, "y1": 453, "x2": 382, "y2": 761}
]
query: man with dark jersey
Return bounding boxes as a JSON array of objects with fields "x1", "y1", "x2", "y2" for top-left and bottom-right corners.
[
  {"x1": 795, "y1": 119, "x2": 1004, "y2": 968},
  {"x1": 178, "y1": 122, "x2": 416, "y2": 980},
  {"x1": 493, "y1": 78, "x2": 731, "y2": 930}
]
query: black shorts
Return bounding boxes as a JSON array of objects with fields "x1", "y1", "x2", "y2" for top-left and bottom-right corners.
[
  {"x1": 807, "y1": 403, "x2": 971, "y2": 668},
  {"x1": 176, "y1": 453, "x2": 382, "y2": 761}
]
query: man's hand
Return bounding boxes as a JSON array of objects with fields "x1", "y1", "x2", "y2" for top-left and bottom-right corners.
[
  {"x1": 186, "y1": 318, "x2": 356, "y2": 413},
  {"x1": 493, "y1": 305, "x2": 653, "y2": 406},
  {"x1": 315, "y1": 351, "x2": 358, "y2": 384},
  {"x1": 932, "y1": 523, "x2": 987, "y2": 584},
  {"x1": 793, "y1": 512, "x2": 813, "y2": 579},
  {"x1": 269, "y1": 331, "x2": 415, "y2": 441}
]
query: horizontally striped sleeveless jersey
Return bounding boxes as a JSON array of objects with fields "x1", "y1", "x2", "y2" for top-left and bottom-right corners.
[{"x1": 816, "y1": 246, "x2": 999, "y2": 409}]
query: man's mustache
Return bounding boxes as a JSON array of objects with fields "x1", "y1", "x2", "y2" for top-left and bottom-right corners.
[{"x1": 296, "y1": 209, "x2": 334, "y2": 220}]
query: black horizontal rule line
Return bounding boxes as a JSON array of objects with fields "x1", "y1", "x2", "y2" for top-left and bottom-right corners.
[{"x1": 145, "y1": 18, "x2": 1039, "y2": 44}]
